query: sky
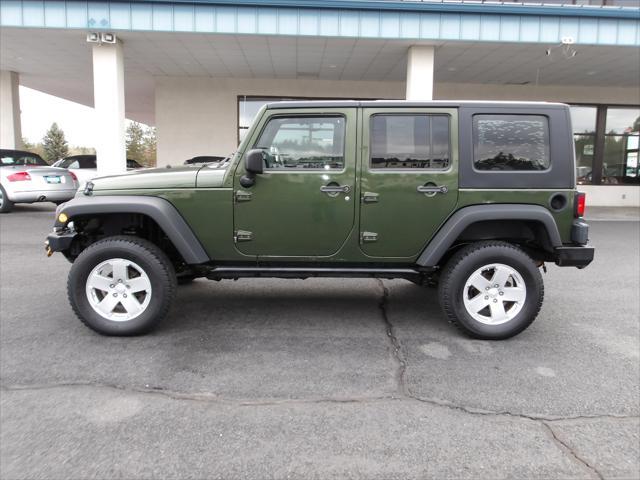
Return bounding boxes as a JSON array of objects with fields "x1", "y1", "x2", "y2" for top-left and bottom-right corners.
[{"x1": 19, "y1": 86, "x2": 144, "y2": 147}]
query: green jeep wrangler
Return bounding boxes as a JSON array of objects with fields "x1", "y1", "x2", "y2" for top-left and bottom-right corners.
[{"x1": 46, "y1": 101, "x2": 594, "y2": 340}]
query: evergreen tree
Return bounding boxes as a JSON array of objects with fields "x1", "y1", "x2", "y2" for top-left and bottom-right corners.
[
  {"x1": 143, "y1": 127, "x2": 157, "y2": 167},
  {"x1": 42, "y1": 123, "x2": 69, "y2": 163},
  {"x1": 126, "y1": 122, "x2": 146, "y2": 163},
  {"x1": 22, "y1": 137, "x2": 35, "y2": 150}
]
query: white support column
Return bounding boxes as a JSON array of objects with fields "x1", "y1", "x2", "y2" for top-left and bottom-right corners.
[
  {"x1": 92, "y1": 40, "x2": 126, "y2": 176},
  {"x1": 0, "y1": 71, "x2": 22, "y2": 149},
  {"x1": 405, "y1": 46, "x2": 435, "y2": 101}
]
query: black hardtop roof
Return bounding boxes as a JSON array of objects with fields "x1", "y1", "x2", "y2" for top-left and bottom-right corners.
[{"x1": 266, "y1": 100, "x2": 569, "y2": 110}]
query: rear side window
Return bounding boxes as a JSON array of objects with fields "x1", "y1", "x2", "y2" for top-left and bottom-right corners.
[
  {"x1": 370, "y1": 114, "x2": 450, "y2": 169},
  {"x1": 473, "y1": 115, "x2": 550, "y2": 171}
]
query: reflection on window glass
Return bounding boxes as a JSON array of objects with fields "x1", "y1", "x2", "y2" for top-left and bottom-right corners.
[
  {"x1": 574, "y1": 135, "x2": 595, "y2": 185},
  {"x1": 605, "y1": 107, "x2": 640, "y2": 134},
  {"x1": 602, "y1": 135, "x2": 640, "y2": 185},
  {"x1": 255, "y1": 116, "x2": 345, "y2": 170},
  {"x1": 570, "y1": 106, "x2": 597, "y2": 134},
  {"x1": 370, "y1": 115, "x2": 450, "y2": 169},
  {"x1": 473, "y1": 115, "x2": 550, "y2": 171}
]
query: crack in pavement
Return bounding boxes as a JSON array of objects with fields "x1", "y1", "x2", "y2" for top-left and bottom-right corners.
[
  {"x1": 376, "y1": 278, "x2": 407, "y2": 397},
  {"x1": 0, "y1": 382, "x2": 398, "y2": 407},
  {"x1": 542, "y1": 421, "x2": 605, "y2": 480},
  {"x1": 2, "y1": 382, "x2": 637, "y2": 423},
  {"x1": 1, "y1": 279, "x2": 636, "y2": 477},
  {"x1": 372, "y1": 278, "x2": 635, "y2": 479}
]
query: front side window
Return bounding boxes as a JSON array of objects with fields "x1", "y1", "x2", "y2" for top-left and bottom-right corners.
[
  {"x1": 255, "y1": 116, "x2": 345, "y2": 170},
  {"x1": 473, "y1": 115, "x2": 550, "y2": 171},
  {"x1": 370, "y1": 114, "x2": 450, "y2": 169}
]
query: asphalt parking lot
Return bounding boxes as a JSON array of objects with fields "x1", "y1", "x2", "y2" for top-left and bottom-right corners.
[{"x1": 1, "y1": 204, "x2": 638, "y2": 479}]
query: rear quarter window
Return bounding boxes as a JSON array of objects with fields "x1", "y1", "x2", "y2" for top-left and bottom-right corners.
[{"x1": 473, "y1": 114, "x2": 550, "y2": 171}]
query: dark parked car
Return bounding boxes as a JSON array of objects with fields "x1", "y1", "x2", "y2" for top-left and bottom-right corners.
[
  {"x1": 52, "y1": 155, "x2": 143, "y2": 186},
  {"x1": 183, "y1": 155, "x2": 227, "y2": 165}
]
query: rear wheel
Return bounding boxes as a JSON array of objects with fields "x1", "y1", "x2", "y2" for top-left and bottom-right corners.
[
  {"x1": 0, "y1": 185, "x2": 14, "y2": 213},
  {"x1": 67, "y1": 236, "x2": 176, "y2": 335},
  {"x1": 438, "y1": 241, "x2": 543, "y2": 340}
]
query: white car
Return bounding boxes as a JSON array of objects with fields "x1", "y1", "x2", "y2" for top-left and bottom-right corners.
[
  {"x1": 0, "y1": 149, "x2": 79, "y2": 213},
  {"x1": 53, "y1": 155, "x2": 144, "y2": 187}
]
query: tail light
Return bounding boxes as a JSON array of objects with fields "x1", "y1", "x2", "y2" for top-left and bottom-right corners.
[
  {"x1": 575, "y1": 192, "x2": 586, "y2": 218},
  {"x1": 7, "y1": 171, "x2": 31, "y2": 182},
  {"x1": 69, "y1": 171, "x2": 78, "y2": 182}
]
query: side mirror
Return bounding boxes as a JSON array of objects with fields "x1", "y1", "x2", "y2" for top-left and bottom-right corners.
[{"x1": 240, "y1": 149, "x2": 265, "y2": 187}]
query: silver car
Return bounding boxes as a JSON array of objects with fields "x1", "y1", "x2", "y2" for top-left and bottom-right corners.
[{"x1": 0, "y1": 149, "x2": 79, "y2": 213}]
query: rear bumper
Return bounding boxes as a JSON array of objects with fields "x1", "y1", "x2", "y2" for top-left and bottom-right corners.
[
  {"x1": 551, "y1": 217, "x2": 594, "y2": 268},
  {"x1": 553, "y1": 245, "x2": 594, "y2": 268},
  {"x1": 9, "y1": 189, "x2": 77, "y2": 203}
]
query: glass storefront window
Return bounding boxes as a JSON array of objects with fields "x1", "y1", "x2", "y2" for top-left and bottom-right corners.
[
  {"x1": 603, "y1": 135, "x2": 640, "y2": 185},
  {"x1": 239, "y1": 96, "x2": 300, "y2": 143},
  {"x1": 605, "y1": 107, "x2": 640, "y2": 135},
  {"x1": 571, "y1": 106, "x2": 598, "y2": 184},
  {"x1": 602, "y1": 107, "x2": 640, "y2": 184},
  {"x1": 570, "y1": 106, "x2": 597, "y2": 134},
  {"x1": 574, "y1": 135, "x2": 595, "y2": 185}
]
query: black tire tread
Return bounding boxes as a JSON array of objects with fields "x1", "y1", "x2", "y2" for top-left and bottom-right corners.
[
  {"x1": 438, "y1": 241, "x2": 544, "y2": 340},
  {"x1": 67, "y1": 235, "x2": 177, "y2": 335}
]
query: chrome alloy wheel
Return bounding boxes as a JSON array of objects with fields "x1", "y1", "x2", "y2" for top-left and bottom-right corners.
[
  {"x1": 0, "y1": 188, "x2": 4, "y2": 207},
  {"x1": 85, "y1": 258, "x2": 152, "y2": 322},
  {"x1": 462, "y1": 263, "x2": 527, "y2": 325}
]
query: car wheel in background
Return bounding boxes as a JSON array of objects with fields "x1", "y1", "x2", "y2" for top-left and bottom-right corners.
[
  {"x1": 438, "y1": 241, "x2": 544, "y2": 340},
  {"x1": 67, "y1": 236, "x2": 177, "y2": 335},
  {"x1": 0, "y1": 185, "x2": 14, "y2": 213}
]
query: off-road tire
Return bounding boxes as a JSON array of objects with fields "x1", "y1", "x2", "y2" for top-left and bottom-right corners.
[
  {"x1": 0, "y1": 184, "x2": 14, "y2": 213},
  {"x1": 438, "y1": 241, "x2": 544, "y2": 340},
  {"x1": 67, "y1": 236, "x2": 177, "y2": 336}
]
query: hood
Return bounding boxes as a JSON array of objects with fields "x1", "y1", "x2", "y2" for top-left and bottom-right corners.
[{"x1": 90, "y1": 165, "x2": 201, "y2": 191}]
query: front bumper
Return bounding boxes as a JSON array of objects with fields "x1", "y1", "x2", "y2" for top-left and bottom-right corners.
[{"x1": 45, "y1": 229, "x2": 76, "y2": 254}]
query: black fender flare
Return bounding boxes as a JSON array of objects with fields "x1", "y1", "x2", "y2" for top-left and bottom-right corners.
[
  {"x1": 417, "y1": 204, "x2": 563, "y2": 267},
  {"x1": 56, "y1": 195, "x2": 210, "y2": 264}
]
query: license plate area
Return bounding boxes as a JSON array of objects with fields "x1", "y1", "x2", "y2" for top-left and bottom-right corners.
[{"x1": 45, "y1": 176, "x2": 62, "y2": 184}]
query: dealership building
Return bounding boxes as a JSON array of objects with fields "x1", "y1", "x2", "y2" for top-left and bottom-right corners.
[{"x1": 1, "y1": 0, "x2": 639, "y2": 205}]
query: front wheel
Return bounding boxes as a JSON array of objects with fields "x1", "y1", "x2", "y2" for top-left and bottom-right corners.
[
  {"x1": 67, "y1": 236, "x2": 177, "y2": 335},
  {"x1": 438, "y1": 241, "x2": 544, "y2": 340}
]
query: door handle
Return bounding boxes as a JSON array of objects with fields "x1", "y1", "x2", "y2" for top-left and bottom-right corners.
[
  {"x1": 417, "y1": 184, "x2": 448, "y2": 196},
  {"x1": 320, "y1": 184, "x2": 351, "y2": 194}
]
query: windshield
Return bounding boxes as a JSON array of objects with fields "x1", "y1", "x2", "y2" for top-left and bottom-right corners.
[
  {"x1": 1, "y1": 152, "x2": 48, "y2": 166},
  {"x1": 57, "y1": 156, "x2": 97, "y2": 169},
  {"x1": 127, "y1": 159, "x2": 143, "y2": 169}
]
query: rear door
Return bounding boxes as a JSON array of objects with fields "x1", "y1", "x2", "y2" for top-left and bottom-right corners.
[{"x1": 359, "y1": 108, "x2": 459, "y2": 258}]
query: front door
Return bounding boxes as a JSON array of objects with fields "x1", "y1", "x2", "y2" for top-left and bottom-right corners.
[
  {"x1": 359, "y1": 108, "x2": 459, "y2": 258},
  {"x1": 233, "y1": 108, "x2": 357, "y2": 257}
]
